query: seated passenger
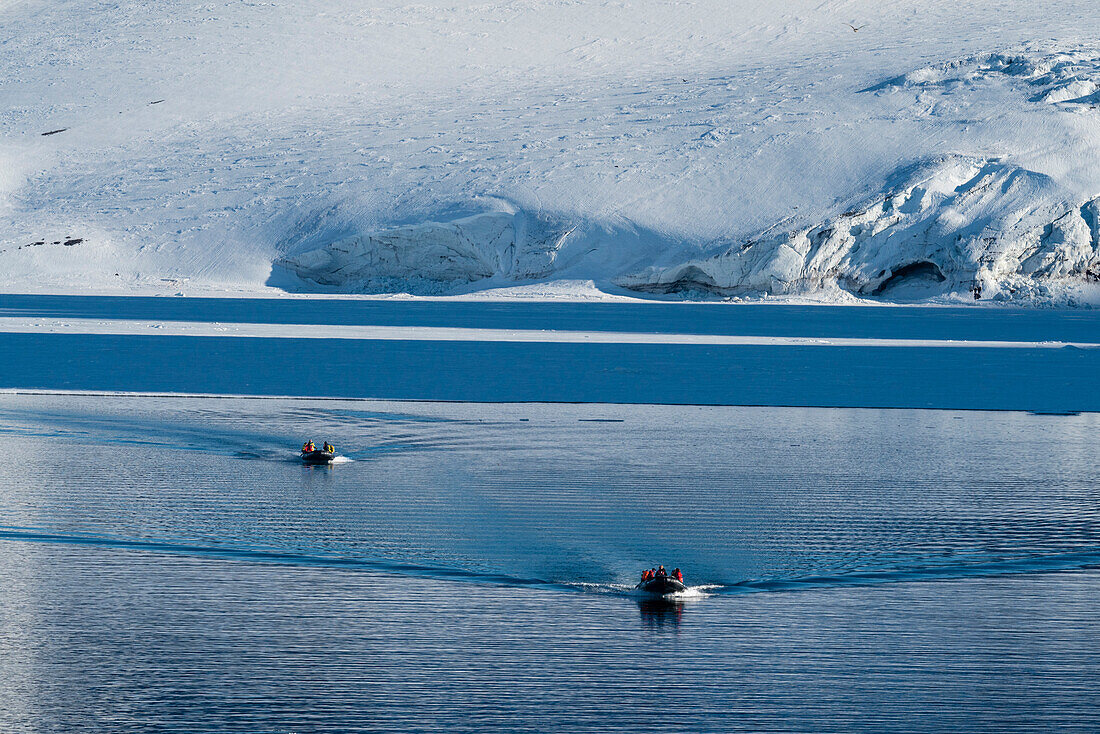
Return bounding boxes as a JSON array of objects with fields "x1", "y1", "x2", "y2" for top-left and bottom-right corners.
[
  {"x1": 303, "y1": 440, "x2": 315, "y2": 452},
  {"x1": 672, "y1": 568, "x2": 684, "y2": 583},
  {"x1": 323, "y1": 442, "x2": 334, "y2": 453},
  {"x1": 656, "y1": 565, "x2": 667, "y2": 578}
]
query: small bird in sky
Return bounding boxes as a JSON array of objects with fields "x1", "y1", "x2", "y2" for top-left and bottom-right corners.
[{"x1": 846, "y1": 23, "x2": 867, "y2": 32}]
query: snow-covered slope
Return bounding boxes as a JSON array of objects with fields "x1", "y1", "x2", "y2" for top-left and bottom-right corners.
[{"x1": 1, "y1": 0, "x2": 1098, "y2": 302}]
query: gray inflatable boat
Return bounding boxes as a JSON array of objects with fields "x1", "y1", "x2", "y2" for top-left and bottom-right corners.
[{"x1": 635, "y1": 576, "x2": 687, "y2": 595}]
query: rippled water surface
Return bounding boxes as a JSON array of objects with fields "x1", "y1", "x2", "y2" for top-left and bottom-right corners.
[{"x1": 1, "y1": 395, "x2": 1098, "y2": 732}]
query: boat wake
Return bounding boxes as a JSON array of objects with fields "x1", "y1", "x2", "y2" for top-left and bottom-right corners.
[
  {"x1": 3, "y1": 526, "x2": 1099, "y2": 598},
  {"x1": 564, "y1": 582, "x2": 739, "y2": 601},
  {"x1": 717, "y1": 551, "x2": 1100, "y2": 594},
  {"x1": 0, "y1": 527, "x2": 571, "y2": 592}
]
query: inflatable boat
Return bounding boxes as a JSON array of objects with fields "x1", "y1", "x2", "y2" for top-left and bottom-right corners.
[
  {"x1": 635, "y1": 576, "x2": 687, "y2": 595},
  {"x1": 300, "y1": 449, "x2": 336, "y2": 465}
]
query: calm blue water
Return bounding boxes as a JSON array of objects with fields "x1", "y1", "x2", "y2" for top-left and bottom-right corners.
[
  {"x1": 2, "y1": 294, "x2": 1099, "y2": 343},
  {"x1": 1, "y1": 395, "x2": 1099, "y2": 732},
  {"x1": 4, "y1": 297, "x2": 1099, "y2": 412}
]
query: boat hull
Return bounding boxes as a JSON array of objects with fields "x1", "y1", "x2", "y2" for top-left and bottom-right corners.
[
  {"x1": 300, "y1": 450, "x2": 335, "y2": 465},
  {"x1": 635, "y1": 577, "x2": 687, "y2": 595}
]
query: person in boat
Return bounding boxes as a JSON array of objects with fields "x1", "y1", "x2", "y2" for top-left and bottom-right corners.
[
  {"x1": 302, "y1": 440, "x2": 315, "y2": 453},
  {"x1": 655, "y1": 565, "x2": 667, "y2": 578},
  {"x1": 672, "y1": 568, "x2": 684, "y2": 583},
  {"x1": 322, "y1": 442, "x2": 334, "y2": 453}
]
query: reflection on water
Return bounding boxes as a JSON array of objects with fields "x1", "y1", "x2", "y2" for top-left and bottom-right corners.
[
  {"x1": 0, "y1": 395, "x2": 1099, "y2": 732},
  {"x1": 638, "y1": 598, "x2": 684, "y2": 631},
  {"x1": 3, "y1": 541, "x2": 1099, "y2": 733}
]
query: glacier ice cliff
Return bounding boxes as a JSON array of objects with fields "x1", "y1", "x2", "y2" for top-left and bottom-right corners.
[
  {"x1": 269, "y1": 47, "x2": 1100, "y2": 303},
  {"x1": 617, "y1": 155, "x2": 1100, "y2": 301},
  {"x1": 276, "y1": 155, "x2": 1099, "y2": 302},
  {"x1": 276, "y1": 211, "x2": 575, "y2": 294}
]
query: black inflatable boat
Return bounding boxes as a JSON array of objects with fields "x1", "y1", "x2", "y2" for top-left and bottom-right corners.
[
  {"x1": 635, "y1": 576, "x2": 687, "y2": 595},
  {"x1": 300, "y1": 450, "x2": 336, "y2": 465}
]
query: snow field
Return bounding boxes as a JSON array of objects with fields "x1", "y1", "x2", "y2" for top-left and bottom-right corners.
[{"x1": 1, "y1": 0, "x2": 1099, "y2": 302}]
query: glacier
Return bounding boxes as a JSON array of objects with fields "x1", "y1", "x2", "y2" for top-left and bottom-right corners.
[
  {"x1": 1, "y1": 1, "x2": 1099, "y2": 304},
  {"x1": 277, "y1": 210, "x2": 575, "y2": 294},
  {"x1": 619, "y1": 155, "x2": 1100, "y2": 302}
]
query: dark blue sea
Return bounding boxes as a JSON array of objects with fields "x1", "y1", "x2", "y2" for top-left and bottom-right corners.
[{"x1": 1, "y1": 394, "x2": 1098, "y2": 732}]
